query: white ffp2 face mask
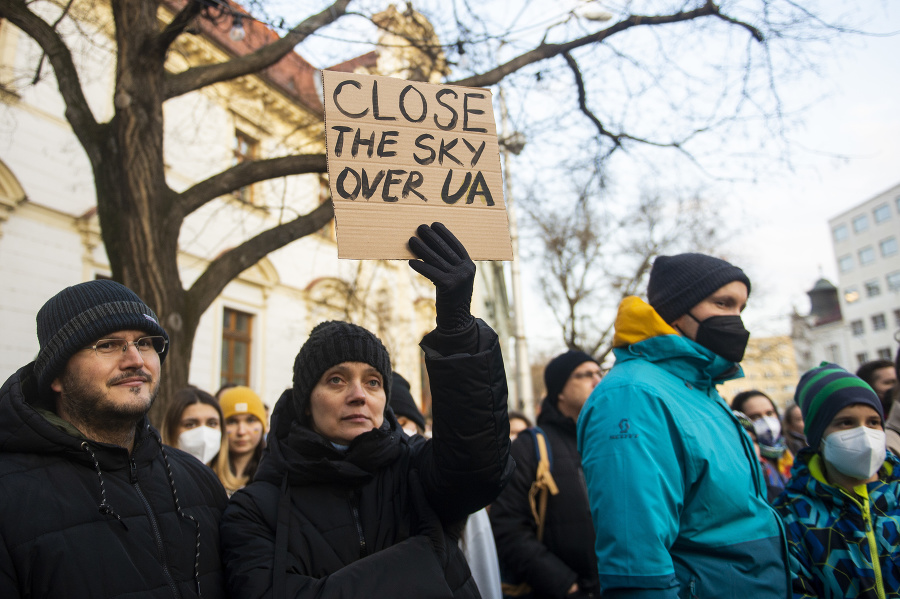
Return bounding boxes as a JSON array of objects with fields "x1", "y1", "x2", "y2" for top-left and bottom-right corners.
[
  {"x1": 822, "y1": 426, "x2": 886, "y2": 481},
  {"x1": 753, "y1": 415, "x2": 782, "y2": 443},
  {"x1": 179, "y1": 426, "x2": 222, "y2": 465}
]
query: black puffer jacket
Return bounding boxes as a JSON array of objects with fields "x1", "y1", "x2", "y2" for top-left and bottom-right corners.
[
  {"x1": 0, "y1": 363, "x2": 228, "y2": 599},
  {"x1": 490, "y1": 397, "x2": 600, "y2": 599},
  {"x1": 220, "y1": 320, "x2": 513, "y2": 598}
]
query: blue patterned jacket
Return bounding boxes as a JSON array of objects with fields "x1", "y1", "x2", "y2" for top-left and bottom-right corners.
[{"x1": 774, "y1": 449, "x2": 900, "y2": 599}]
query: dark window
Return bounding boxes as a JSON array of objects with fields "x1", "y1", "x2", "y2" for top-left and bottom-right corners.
[
  {"x1": 232, "y1": 130, "x2": 259, "y2": 204},
  {"x1": 872, "y1": 313, "x2": 886, "y2": 331},
  {"x1": 221, "y1": 308, "x2": 252, "y2": 387},
  {"x1": 850, "y1": 320, "x2": 864, "y2": 336}
]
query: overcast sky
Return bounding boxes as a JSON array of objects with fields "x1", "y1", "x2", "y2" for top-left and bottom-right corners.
[{"x1": 518, "y1": 1, "x2": 900, "y2": 354}]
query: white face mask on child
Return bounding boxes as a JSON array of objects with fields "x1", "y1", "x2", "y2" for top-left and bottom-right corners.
[
  {"x1": 822, "y1": 426, "x2": 886, "y2": 480},
  {"x1": 179, "y1": 426, "x2": 221, "y2": 465}
]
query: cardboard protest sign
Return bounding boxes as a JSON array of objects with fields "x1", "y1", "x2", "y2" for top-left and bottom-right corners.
[{"x1": 322, "y1": 70, "x2": 513, "y2": 260}]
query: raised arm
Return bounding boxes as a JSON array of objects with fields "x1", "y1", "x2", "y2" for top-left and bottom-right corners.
[{"x1": 407, "y1": 223, "x2": 514, "y2": 522}]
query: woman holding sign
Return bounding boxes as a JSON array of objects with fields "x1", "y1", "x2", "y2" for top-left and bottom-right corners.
[{"x1": 220, "y1": 223, "x2": 513, "y2": 598}]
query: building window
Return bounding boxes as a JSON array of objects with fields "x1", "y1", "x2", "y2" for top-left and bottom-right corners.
[
  {"x1": 852, "y1": 214, "x2": 869, "y2": 233},
  {"x1": 888, "y1": 271, "x2": 900, "y2": 292},
  {"x1": 838, "y1": 254, "x2": 854, "y2": 272},
  {"x1": 844, "y1": 287, "x2": 860, "y2": 303},
  {"x1": 221, "y1": 308, "x2": 253, "y2": 387},
  {"x1": 850, "y1": 320, "x2": 864, "y2": 336},
  {"x1": 832, "y1": 224, "x2": 849, "y2": 242},
  {"x1": 865, "y1": 279, "x2": 881, "y2": 297},
  {"x1": 895, "y1": 308, "x2": 900, "y2": 328},
  {"x1": 232, "y1": 130, "x2": 260, "y2": 204},
  {"x1": 825, "y1": 345, "x2": 840, "y2": 363},
  {"x1": 856, "y1": 352, "x2": 869, "y2": 366},
  {"x1": 880, "y1": 236, "x2": 898, "y2": 257},
  {"x1": 878, "y1": 348, "x2": 892, "y2": 360},
  {"x1": 871, "y1": 313, "x2": 887, "y2": 331},
  {"x1": 874, "y1": 203, "x2": 891, "y2": 223},
  {"x1": 858, "y1": 246, "x2": 875, "y2": 265}
]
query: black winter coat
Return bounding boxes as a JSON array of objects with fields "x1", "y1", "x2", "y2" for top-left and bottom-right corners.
[
  {"x1": 220, "y1": 320, "x2": 514, "y2": 598},
  {"x1": 0, "y1": 363, "x2": 228, "y2": 599},
  {"x1": 490, "y1": 397, "x2": 600, "y2": 599}
]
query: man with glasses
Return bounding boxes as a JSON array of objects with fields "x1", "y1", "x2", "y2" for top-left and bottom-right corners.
[
  {"x1": 0, "y1": 279, "x2": 227, "y2": 598},
  {"x1": 491, "y1": 350, "x2": 603, "y2": 599}
]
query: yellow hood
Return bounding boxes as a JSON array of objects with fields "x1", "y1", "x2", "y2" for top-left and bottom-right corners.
[{"x1": 612, "y1": 296, "x2": 679, "y2": 348}]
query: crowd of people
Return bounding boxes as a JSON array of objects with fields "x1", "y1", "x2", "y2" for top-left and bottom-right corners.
[{"x1": 1, "y1": 222, "x2": 898, "y2": 599}]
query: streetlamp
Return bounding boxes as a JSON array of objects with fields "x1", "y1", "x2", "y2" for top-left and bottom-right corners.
[{"x1": 498, "y1": 86, "x2": 535, "y2": 421}]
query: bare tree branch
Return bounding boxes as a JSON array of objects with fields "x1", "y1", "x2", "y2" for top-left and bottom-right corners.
[
  {"x1": 450, "y1": 2, "x2": 764, "y2": 88},
  {"x1": 165, "y1": 0, "x2": 352, "y2": 100},
  {"x1": 562, "y1": 51, "x2": 712, "y2": 159},
  {"x1": 179, "y1": 153, "x2": 327, "y2": 217},
  {"x1": 0, "y1": 0, "x2": 101, "y2": 158},
  {"x1": 156, "y1": 1, "x2": 204, "y2": 54},
  {"x1": 188, "y1": 200, "x2": 334, "y2": 311}
]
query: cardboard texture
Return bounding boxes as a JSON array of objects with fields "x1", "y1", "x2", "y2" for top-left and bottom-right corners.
[{"x1": 322, "y1": 70, "x2": 513, "y2": 261}]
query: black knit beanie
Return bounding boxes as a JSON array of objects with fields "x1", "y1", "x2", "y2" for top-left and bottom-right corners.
[
  {"x1": 34, "y1": 279, "x2": 169, "y2": 394},
  {"x1": 647, "y1": 253, "x2": 751, "y2": 324},
  {"x1": 292, "y1": 321, "x2": 392, "y2": 424},
  {"x1": 794, "y1": 362, "x2": 884, "y2": 449},
  {"x1": 544, "y1": 350, "x2": 596, "y2": 404},
  {"x1": 390, "y1": 372, "x2": 426, "y2": 432}
]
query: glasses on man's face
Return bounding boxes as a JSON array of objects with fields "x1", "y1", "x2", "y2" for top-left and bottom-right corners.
[
  {"x1": 571, "y1": 370, "x2": 602, "y2": 380},
  {"x1": 84, "y1": 336, "x2": 167, "y2": 357}
]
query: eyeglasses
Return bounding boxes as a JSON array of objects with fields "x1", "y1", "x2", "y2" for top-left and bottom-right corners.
[
  {"x1": 84, "y1": 336, "x2": 167, "y2": 357},
  {"x1": 571, "y1": 370, "x2": 603, "y2": 380}
]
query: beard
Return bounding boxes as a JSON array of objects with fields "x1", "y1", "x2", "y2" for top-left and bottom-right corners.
[{"x1": 57, "y1": 367, "x2": 160, "y2": 431}]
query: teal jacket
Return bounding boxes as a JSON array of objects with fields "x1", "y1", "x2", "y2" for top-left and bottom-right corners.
[
  {"x1": 774, "y1": 450, "x2": 900, "y2": 599},
  {"x1": 577, "y1": 297, "x2": 790, "y2": 598}
]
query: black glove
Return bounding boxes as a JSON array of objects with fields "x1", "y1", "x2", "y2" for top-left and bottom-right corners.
[
  {"x1": 408, "y1": 222, "x2": 476, "y2": 332},
  {"x1": 408, "y1": 469, "x2": 448, "y2": 568}
]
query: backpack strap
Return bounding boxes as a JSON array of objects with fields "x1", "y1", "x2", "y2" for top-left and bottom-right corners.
[
  {"x1": 500, "y1": 427, "x2": 561, "y2": 598},
  {"x1": 525, "y1": 427, "x2": 559, "y2": 542}
]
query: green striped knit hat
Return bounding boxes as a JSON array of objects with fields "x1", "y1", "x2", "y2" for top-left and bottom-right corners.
[{"x1": 794, "y1": 362, "x2": 883, "y2": 449}]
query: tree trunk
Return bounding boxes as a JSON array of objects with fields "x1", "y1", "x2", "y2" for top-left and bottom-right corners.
[{"x1": 92, "y1": 0, "x2": 193, "y2": 426}]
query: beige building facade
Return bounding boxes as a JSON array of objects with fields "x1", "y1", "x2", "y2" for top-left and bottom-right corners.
[{"x1": 0, "y1": 3, "x2": 513, "y2": 415}]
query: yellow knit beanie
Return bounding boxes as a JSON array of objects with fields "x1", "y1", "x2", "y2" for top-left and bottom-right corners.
[{"x1": 219, "y1": 386, "x2": 268, "y2": 432}]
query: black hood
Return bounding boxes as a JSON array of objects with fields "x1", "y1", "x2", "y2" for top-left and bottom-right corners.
[
  {"x1": 0, "y1": 362, "x2": 159, "y2": 470},
  {"x1": 254, "y1": 389, "x2": 407, "y2": 489},
  {"x1": 537, "y1": 394, "x2": 577, "y2": 438}
]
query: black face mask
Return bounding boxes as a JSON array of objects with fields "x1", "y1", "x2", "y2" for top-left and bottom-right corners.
[{"x1": 686, "y1": 313, "x2": 750, "y2": 363}]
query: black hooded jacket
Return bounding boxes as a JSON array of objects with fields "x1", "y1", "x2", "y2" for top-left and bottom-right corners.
[
  {"x1": 0, "y1": 363, "x2": 228, "y2": 599},
  {"x1": 490, "y1": 396, "x2": 600, "y2": 599},
  {"x1": 219, "y1": 320, "x2": 514, "y2": 598}
]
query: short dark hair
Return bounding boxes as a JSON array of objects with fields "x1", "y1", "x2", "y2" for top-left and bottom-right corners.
[
  {"x1": 730, "y1": 390, "x2": 779, "y2": 419},
  {"x1": 856, "y1": 359, "x2": 895, "y2": 388},
  {"x1": 508, "y1": 410, "x2": 533, "y2": 428}
]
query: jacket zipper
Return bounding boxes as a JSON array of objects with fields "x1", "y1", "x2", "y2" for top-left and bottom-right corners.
[
  {"x1": 840, "y1": 489, "x2": 885, "y2": 599},
  {"x1": 131, "y1": 457, "x2": 182, "y2": 599},
  {"x1": 349, "y1": 494, "x2": 367, "y2": 558}
]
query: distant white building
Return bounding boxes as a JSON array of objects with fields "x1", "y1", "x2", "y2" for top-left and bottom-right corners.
[
  {"x1": 829, "y1": 182, "x2": 900, "y2": 368},
  {"x1": 793, "y1": 182, "x2": 900, "y2": 372}
]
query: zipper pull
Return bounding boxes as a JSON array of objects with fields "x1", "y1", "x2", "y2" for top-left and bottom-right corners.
[{"x1": 129, "y1": 458, "x2": 138, "y2": 484}]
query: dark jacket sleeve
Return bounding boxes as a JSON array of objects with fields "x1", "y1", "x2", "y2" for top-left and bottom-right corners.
[
  {"x1": 415, "y1": 319, "x2": 514, "y2": 523},
  {"x1": 220, "y1": 488, "x2": 453, "y2": 599},
  {"x1": 490, "y1": 433, "x2": 578, "y2": 599}
]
